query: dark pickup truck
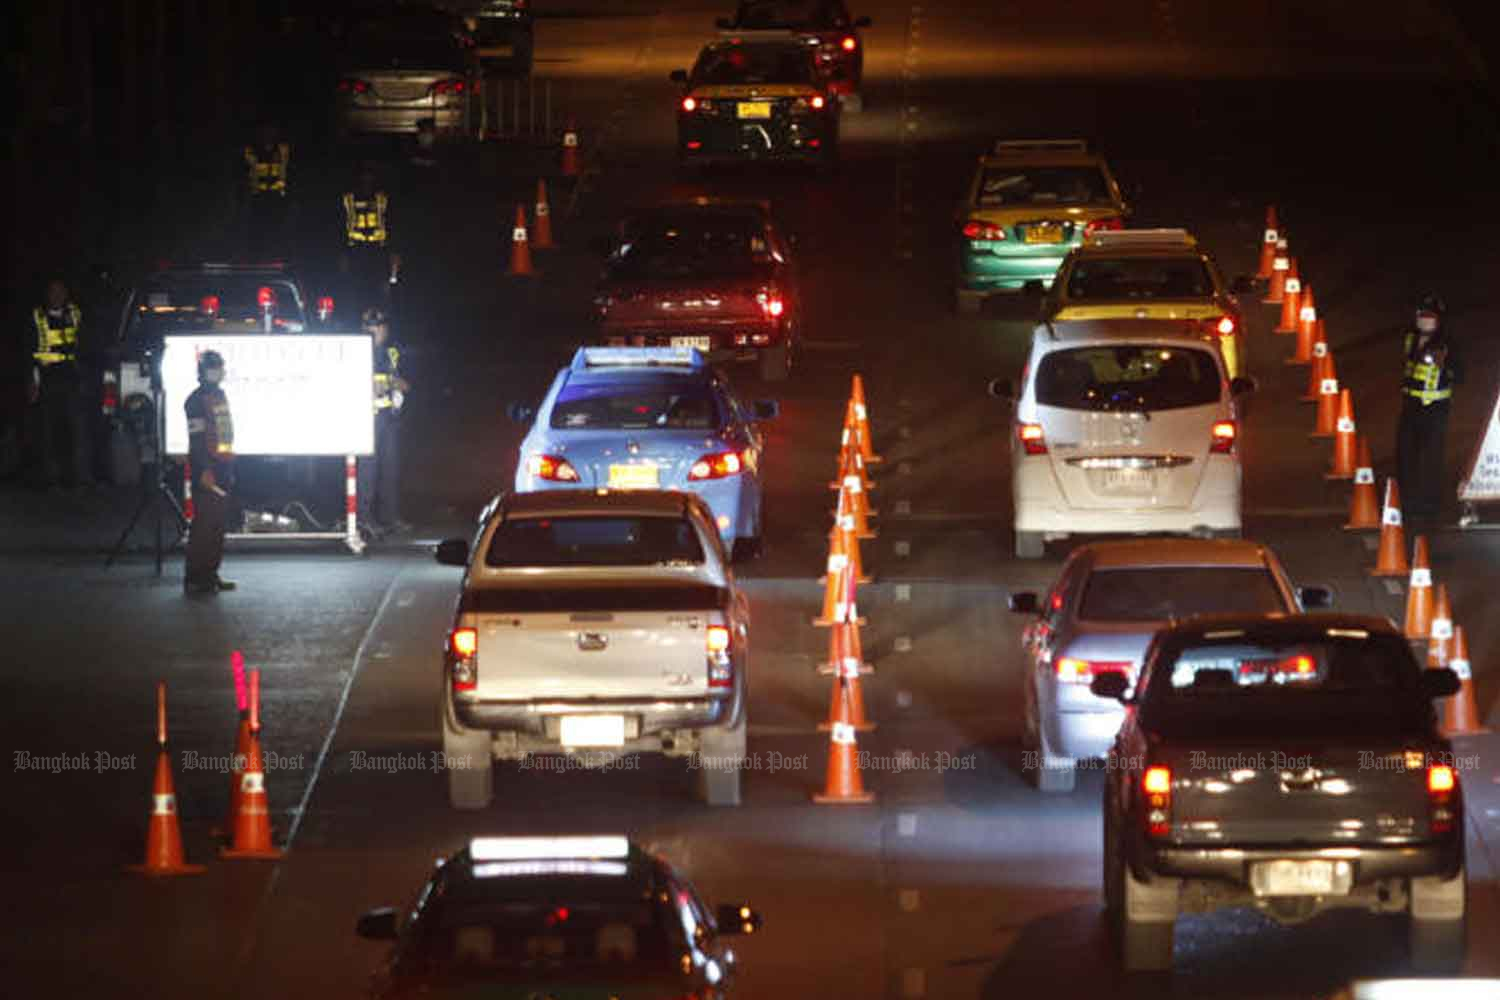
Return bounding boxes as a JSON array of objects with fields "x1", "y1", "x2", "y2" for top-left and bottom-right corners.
[{"x1": 1095, "y1": 613, "x2": 1467, "y2": 974}]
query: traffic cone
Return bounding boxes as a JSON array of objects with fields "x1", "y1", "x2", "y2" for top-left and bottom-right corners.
[
  {"x1": 1310, "y1": 354, "x2": 1340, "y2": 438},
  {"x1": 127, "y1": 682, "x2": 206, "y2": 876},
  {"x1": 1256, "y1": 206, "x2": 1280, "y2": 280},
  {"x1": 851, "y1": 375, "x2": 883, "y2": 465},
  {"x1": 1343, "y1": 437, "x2": 1380, "y2": 530},
  {"x1": 833, "y1": 493, "x2": 873, "y2": 584},
  {"x1": 532, "y1": 179, "x2": 555, "y2": 249},
  {"x1": 1403, "y1": 536, "x2": 1434, "y2": 639},
  {"x1": 221, "y1": 669, "x2": 283, "y2": 860},
  {"x1": 818, "y1": 617, "x2": 873, "y2": 675},
  {"x1": 814, "y1": 530, "x2": 862, "y2": 627},
  {"x1": 818, "y1": 660, "x2": 874, "y2": 732},
  {"x1": 1301, "y1": 332, "x2": 1329, "y2": 402},
  {"x1": 1427, "y1": 585, "x2": 1454, "y2": 666},
  {"x1": 1274, "y1": 265, "x2": 1302, "y2": 332},
  {"x1": 1368, "y1": 479, "x2": 1409, "y2": 577},
  {"x1": 830, "y1": 439, "x2": 874, "y2": 495},
  {"x1": 1264, "y1": 241, "x2": 1291, "y2": 304},
  {"x1": 220, "y1": 713, "x2": 251, "y2": 836},
  {"x1": 507, "y1": 204, "x2": 534, "y2": 276},
  {"x1": 1286, "y1": 286, "x2": 1317, "y2": 363},
  {"x1": 811, "y1": 706, "x2": 875, "y2": 804},
  {"x1": 1324, "y1": 389, "x2": 1357, "y2": 480},
  {"x1": 1441, "y1": 626, "x2": 1486, "y2": 736},
  {"x1": 837, "y1": 463, "x2": 876, "y2": 540},
  {"x1": 561, "y1": 117, "x2": 580, "y2": 177}
]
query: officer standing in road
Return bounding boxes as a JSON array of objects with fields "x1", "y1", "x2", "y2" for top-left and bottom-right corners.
[
  {"x1": 357, "y1": 308, "x2": 412, "y2": 539},
  {"x1": 242, "y1": 122, "x2": 292, "y2": 258},
  {"x1": 27, "y1": 278, "x2": 92, "y2": 489},
  {"x1": 184, "y1": 350, "x2": 237, "y2": 595},
  {"x1": 339, "y1": 164, "x2": 399, "y2": 318},
  {"x1": 1396, "y1": 294, "x2": 1464, "y2": 530}
]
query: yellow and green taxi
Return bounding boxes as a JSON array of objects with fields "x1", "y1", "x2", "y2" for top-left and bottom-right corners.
[
  {"x1": 1042, "y1": 229, "x2": 1257, "y2": 377},
  {"x1": 954, "y1": 139, "x2": 1129, "y2": 313}
]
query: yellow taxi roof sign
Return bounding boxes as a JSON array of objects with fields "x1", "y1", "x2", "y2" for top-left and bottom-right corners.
[{"x1": 1084, "y1": 229, "x2": 1197, "y2": 250}]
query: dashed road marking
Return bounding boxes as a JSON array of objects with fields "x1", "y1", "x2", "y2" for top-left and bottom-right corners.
[
  {"x1": 898, "y1": 813, "x2": 918, "y2": 836},
  {"x1": 896, "y1": 584, "x2": 912, "y2": 602},
  {"x1": 900, "y1": 889, "x2": 921, "y2": 911},
  {"x1": 895, "y1": 636, "x2": 913, "y2": 653},
  {"x1": 895, "y1": 540, "x2": 911, "y2": 557},
  {"x1": 899, "y1": 461, "x2": 912, "y2": 475}
]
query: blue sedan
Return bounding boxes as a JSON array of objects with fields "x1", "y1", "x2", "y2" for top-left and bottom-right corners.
[{"x1": 512, "y1": 348, "x2": 778, "y2": 556}]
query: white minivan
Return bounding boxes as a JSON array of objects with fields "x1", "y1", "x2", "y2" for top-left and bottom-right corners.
[{"x1": 990, "y1": 318, "x2": 1254, "y2": 558}]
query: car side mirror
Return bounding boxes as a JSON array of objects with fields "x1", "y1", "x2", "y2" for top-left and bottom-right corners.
[
  {"x1": 753, "y1": 399, "x2": 779, "y2": 421},
  {"x1": 356, "y1": 907, "x2": 399, "y2": 940},
  {"x1": 1230, "y1": 376, "x2": 1257, "y2": 396},
  {"x1": 506, "y1": 402, "x2": 534, "y2": 424},
  {"x1": 669, "y1": 69, "x2": 688, "y2": 84},
  {"x1": 1090, "y1": 671, "x2": 1130, "y2": 702},
  {"x1": 1230, "y1": 275, "x2": 1257, "y2": 295},
  {"x1": 855, "y1": 16, "x2": 872, "y2": 27},
  {"x1": 1297, "y1": 585, "x2": 1333, "y2": 609},
  {"x1": 1421, "y1": 667, "x2": 1461, "y2": 699},
  {"x1": 1021, "y1": 279, "x2": 1045, "y2": 296},
  {"x1": 988, "y1": 378, "x2": 1015, "y2": 401},
  {"x1": 435, "y1": 538, "x2": 469, "y2": 567},
  {"x1": 715, "y1": 903, "x2": 763, "y2": 935},
  {"x1": 1007, "y1": 591, "x2": 1038, "y2": 614},
  {"x1": 715, "y1": 17, "x2": 733, "y2": 29}
]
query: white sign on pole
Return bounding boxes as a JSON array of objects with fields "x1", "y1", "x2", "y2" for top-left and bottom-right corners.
[
  {"x1": 1458, "y1": 382, "x2": 1500, "y2": 502},
  {"x1": 162, "y1": 335, "x2": 374, "y2": 456}
]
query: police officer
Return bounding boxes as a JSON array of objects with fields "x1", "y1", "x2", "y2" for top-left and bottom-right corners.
[
  {"x1": 357, "y1": 308, "x2": 411, "y2": 538},
  {"x1": 242, "y1": 122, "x2": 291, "y2": 258},
  {"x1": 27, "y1": 278, "x2": 92, "y2": 489},
  {"x1": 184, "y1": 351, "x2": 237, "y2": 594},
  {"x1": 1396, "y1": 294, "x2": 1464, "y2": 530},
  {"x1": 339, "y1": 164, "x2": 398, "y2": 317}
]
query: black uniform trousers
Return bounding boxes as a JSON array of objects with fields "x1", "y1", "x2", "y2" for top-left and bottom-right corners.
[
  {"x1": 342, "y1": 245, "x2": 391, "y2": 318},
  {"x1": 29, "y1": 363, "x2": 90, "y2": 486},
  {"x1": 246, "y1": 194, "x2": 289, "y2": 259},
  {"x1": 185, "y1": 485, "x2": 229, "y2": 584},
  {"x1": 1396, "y1": 397, "x2": 1449, "y2": 529},
  {"x1": 357, "y1": 413, "x2": 402, "y2": 526}
]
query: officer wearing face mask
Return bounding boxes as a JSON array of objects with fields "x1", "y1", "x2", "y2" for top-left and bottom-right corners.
[
  {"x1": 1396, "y1": 294, "x2": 1464, "y2": 529},
  {"x1": 184, "y1": 351, "x2": 236, "y2": 595}
]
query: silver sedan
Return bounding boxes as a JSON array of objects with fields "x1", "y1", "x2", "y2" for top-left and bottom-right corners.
[{"x1": 335, "y1": 12, "x2": 478, "y2": 138}]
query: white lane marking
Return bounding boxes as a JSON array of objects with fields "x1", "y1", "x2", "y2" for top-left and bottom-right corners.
[
  {"x1": 896, "y1": 584, "x2": 912, "y2": 602},
  {"x1": 895, "y1": 500, "x2": 912, "y2": 515},
  {"x1": 895, "y1": 540, "x2": 911, "y2": 557},
  {"x1": 896, "y1": 690, "x2": 913, "y2": 708},
  {"x1": 898, "y1": 813, "x2": 918, "y2": 836},
  {"x1": 903, "y1": 968, "x2": 927, "y2": 997},
  {"x1": 895, "y1": 636, "x2": 913, "y2": 653},
  {"x1": 900, "y1": 889, "x2": 920, "y2": 911},
  {"x1": 900, "y1": 426, "x2": 912, "y2": 439}
]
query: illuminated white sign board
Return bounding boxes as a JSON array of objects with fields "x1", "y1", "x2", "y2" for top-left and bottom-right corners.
[
  {"x1": 163, "y1": 335, "x2": 374, "y2": 456},
  {"x1": 1459, "y1": 383, "x2": 1500, "y2": 502}
]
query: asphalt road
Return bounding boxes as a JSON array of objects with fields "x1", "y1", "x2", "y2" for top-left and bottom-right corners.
[{"x1": 6, "y1": 1, "x2": 1500, "y2": 998}]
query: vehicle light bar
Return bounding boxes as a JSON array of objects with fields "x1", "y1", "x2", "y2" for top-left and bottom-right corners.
[
  {"x1": 571, "y1": 347, "x2": 704, "y2": 370},
  {"x1": 469, "y1": 835, "x2": 630, "y2": 861},
  {"x1": 472, "y1": 861, "x2": 629, "y2": 878},
  {"x1": 992, "y1": 139, "x2": 1089, "y2": 154}
]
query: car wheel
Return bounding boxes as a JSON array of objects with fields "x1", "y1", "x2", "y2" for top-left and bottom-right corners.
[
  {"x1": 1102, "y1": 802, "x2": 1123, "y2": 918},
  {"x1": 760, "y1": 343, "x2": 790, "y2": 382},
  {"x1": 695, "y1": 713, "x2": 746, "y2": 806},
  {"x1": 442, "y1": 700, "x2": 493, "y2": 811},
  {"x1": 1120, "y1": 865, "x2": 1176, "y2": 973},
  {"x1": 1015, "y1": 530, "x2": 1045, "y2": 559},
  {"x1": 1409, "y1": 865, "x2": 1467, "y2": 973}
]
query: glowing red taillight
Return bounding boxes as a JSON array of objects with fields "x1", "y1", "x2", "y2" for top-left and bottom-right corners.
[
  {"x1": 1054, "y1": 656, "x2": 1131, "y2": 684},
  {"x1": 433, "y1": 78, "x2": 468, "y2": 95},
  {"x1": 706, "y1": 625, "x2": 733, "y2": 687},
  {"x1": 256, "y1": 286, "x2": 276, "y2": 309},
  {"x1": 200, "y1": 295, "x2": 220, "y2": 315},
  {"x1": 101, "y1": 372, "x2": 119, "y2": 416},
  {"x1": 688, "y1": 451, "x2": 744, "y2": 481},
  {"x1": 841, "y1": 36, "x2": 857, "y2": 51},
  {"x1": 1142, "y1": 765, "x2": 1172, "y2": 838},
  {"x1": 1084, "y1": 217, "x2": 1124, "y2": 236},
  {"x1": 449, "y1": 627, "x2": 478, "y2": 691},
  {"x1": 963, "y1": 220, "x2": 1006, "y2": 241},
  {"x1": 681, "y1": 97, "x2": 697, "y2": 112},
  {"x1": 1428, "y1": 763, "x2": 1457, "y2": 834},
  {"x1": 339, "y1": 78, "x2": 370, "y2": 94},
  {"x1": 811, "y1": 94, "x2": 825, "y2": 109},
  {"x1": 1018, "y1": 423, "x2": 1047, "y2": 455},
  {"x1": 1210, "y1": 420, "x2": 1236, "y2": 454},
  {"x1": 527, "y1": 454, "x2": 580, "y2": 482},
  {"x1": 317, "y1": 296, "x2": 334, "y2": 320}
]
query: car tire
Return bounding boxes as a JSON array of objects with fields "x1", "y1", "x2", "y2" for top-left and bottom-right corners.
[
  {"x1": 695, "y1": 713, "x2": 746, "y2": 806},
  {"x1": 1015, "y1": 530, "x2": 1045, "y2": 559},
  {"x1": 442, "y1": 701, "x2": 493, "y2": 811},
  {"x1": 760, "y1": 343, "x2": 790, "y2": 382},
  {"x1": 1409, "y1": 865, "x2": 1467, "y2": 973},
  {"x1": 1120, "y1": 865, "x2": 1176, "y2": 973}
]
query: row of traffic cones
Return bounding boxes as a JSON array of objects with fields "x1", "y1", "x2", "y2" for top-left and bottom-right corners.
[
  {"x1": 814, "y1": 376, "x2": 882, "y2": 804},
  {"x1": 1257, "y1": 204, "x2": 1484, "y2": 736},
  {"x1": 128, "y1": 652, "x2": 283, "y2": 876},
  {"x1": 507, "y1": 179, "x2": 560, "y2": 276}
]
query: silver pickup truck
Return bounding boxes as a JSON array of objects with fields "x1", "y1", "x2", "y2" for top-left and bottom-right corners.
[
  {"x1": 435, "y1": 489, "x2": 750, "y2": 810},
  {"x1": 1096, "y1": 613, "x2": 1466, "y2": 974}
]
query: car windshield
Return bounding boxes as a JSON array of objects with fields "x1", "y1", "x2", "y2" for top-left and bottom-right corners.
[
  {"x1": 551, "y1": 383, "x2": 722, "y2": 430},
  {"x1": 735, "y1": 0, "x2": 843, "y2": 28},
  {"x1": 1140, "y1": 633, "x2": 1432, "y2": 739},
  {"x1": 977, "y1": 167, "x2": 1111, "y2": 207},
  {"x1": 693, "y1": 44, "x2": 813, "y2": 85},
  {"x1": 1065, "y1": 256, "x2": 1215, "y2": 300},
  {"x1": 1034, "y1": 344, "x2": 1220, "y2": 412},
  {"x1": 348, "y1": 24, "x2": 463, "y2": 68},
  {"x1": 121, "y1": 279, "x2": 303, "y2": 344},
  {"x1": 611, "y1": 218, "x2": 770, "y2": 280},
  {"x1": 1078, "y1": 568, "x2": 1287, "y2": 622},
  {"x1": 485, "y1": 516, "x2": 704, "y2": 567}
]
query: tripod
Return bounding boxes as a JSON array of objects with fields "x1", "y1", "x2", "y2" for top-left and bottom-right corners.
[{"x1": 105, "y1": 370, "x2": 188, "y2": 576}]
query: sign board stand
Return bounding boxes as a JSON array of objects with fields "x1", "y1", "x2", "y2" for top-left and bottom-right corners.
[
  {"x1": 1457, "y1": 379, "x2": 1500, "y2": 530},
  {"x1": 181, "y1": 456, "x2": 367, "y2": 555}
]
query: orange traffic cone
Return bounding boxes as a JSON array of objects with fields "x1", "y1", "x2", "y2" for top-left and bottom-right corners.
[
  {"x1": 127, "y1": 682, "x2": 206, "y2": 876},
  {"x1": 819, "y1": 660, "x2": 874, "y2": 732},
  {"x1": 1274, "y1": 265, "x2": 1301, "y2": 332},
  {"x1": 811, "y1": 706, "x2": 875, "y2": 804},
  {"x1": 851, "y1": 375, "x2": 883, "y2": 465},
  {"x1": 221, "y1": 669, "x2": 283, "y2": 860},
  {"x1": 837, "y1": 464, "x2": 876, "y2": 540},
  {"x1": 532, "y1": 179, "x2": 555, "y2": 249},
  {"x1": 1343, "y1": 437, "x2": 1380, "y2": 530},
  {"x1": 814, "y1": 530, "x2": 863, "y2": 627},
  {"x1": 507, "y1": 204, "x2": 534, "y2": 276},
  {"x1": 830, "y1": 491, "x2": 872, "y2": 584},
  {"x1": 1310, "y1": 354, "x2": 1340, "y2": 438},
  {"x1": 1256, "y1": 206, "x2": 1280, "y2": 280},
  {"x1": 1368, "y1": 479, "x2": 1409, "y2": 577},
  {"x1": 1427, "y1": 584, "x2": 1454, "y2": 667},
  {"x1": 818, "y1": 617, "x2": 873, "y2": 676},
  {"x1": 1301, "y1": 331, "x2": 1329, "y2": 402},
  {"x1": 1286, "y1": 285, "x2": 1317, "y2": 361},
  {"x1": 1264, "y1": 241, "x2": 1291, "y2": 304},
  {"x1": 1441, "y1": 626, "x2": 1486, "y2": 736},
  {"x1": 830, "y1": 439, "x2": 875, "y2": 496},
  {"x1": 1403, "y1": 536, "x2": 1434, "y2": 639},
  {"x1": 1324, "y1": 389, "x2": 1357, "y2": 480},
  {"x1": 561, "y1": 117, "x2": 580, "y2": 177}
]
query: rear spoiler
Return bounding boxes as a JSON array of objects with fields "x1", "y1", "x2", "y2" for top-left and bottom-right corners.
[{"x1": 463, "y1": 584, "x2": 730, "y2": 614}]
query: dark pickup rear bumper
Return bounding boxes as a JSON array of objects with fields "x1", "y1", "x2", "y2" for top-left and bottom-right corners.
[
  {"x1": 1143, "y1": 839, "x2": 1464, "y2": 887},
  {"x1": 455, "y1": 691, "x2": 739, "y2": 738}
]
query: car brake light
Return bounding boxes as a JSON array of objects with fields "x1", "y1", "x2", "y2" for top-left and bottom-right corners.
[
  {"x1": 527, "y1": 454, "x2": 580, "y2": 482},
  {"x1": 706, "y1": 625, "x2": 733, "y2": 687},
  {"x1": 1210, "y1": 420, "x2": 1236, "y2": 454},
  {"x1": 338, "y1": 78, "x2": 370, "y2": 94},
  {"x1": 449, "y1": 627, "x2": 478, "y2": 691},
  {"x1": 1215, "y1": 315, "x2": 1235, "y2": 335},
  {"x1": 842, "y1": 36, "x2": 857, "y2": 51},
  {"x1": 433, "y1": 78, "x2": 468, "y2": 95},
  {"x1": 200, "y1": 295, "x2": 220, "y2": 315},
  {"x1": 1428, "y1": 763, "x2": 1456, "y2": 833},
  {"x1": 1084, "y1": 217, "x2": 1124, "y2": 235},
  {"x1": 257, "y1": 286, "x2": 275, "y2": 309},
  {"x1": 101, "y1": 372, "x2": 119, "y2": 416},
  {"x1": 1143, "y1": 765, "x2": 1172, "y2": 838},
  {"x1": 1054, "y1": 656, "x2": 1131, "y2": 683},
  {"x1": 756, "y1": 288, "x2": 785, "y2": 318},
  {"x1": 1018, "y1": 423, "x2": 1047, "y2": 455},
  {"x1": 707, "y1": 625, "x2": 731, "y2": 654},
  {"x1": 681, "y1": 97, "x2": 697, "y2": 112},
  {"x1": 962, "y1": 220, "x2": 1006, "y2": 241},
  {"x1": 317, "y1": 295, "x2": 334, "y2": 320},
  {"x1": 811, "y1": 94, "x2": 825, "y2": 109},
  {"x1": 689, "y1": 451, "x2": 744, "y2": 481}
]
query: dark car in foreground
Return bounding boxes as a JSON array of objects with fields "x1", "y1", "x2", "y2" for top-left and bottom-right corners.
[
  {"x1": 1095, "y1": 614, "x2": 1466, "y2": 974},
  {"x1": 356, "y1": 835, "x2": 764, "y2": 998}
]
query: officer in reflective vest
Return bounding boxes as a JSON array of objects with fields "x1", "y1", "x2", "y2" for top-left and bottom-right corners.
[
  {"x1": 357, "y1": 309, "x2": 411, "y2": 539},
  {"x1": 242, "y1": 122, "x2": 291, "y2": 258},
  {"x1": 1396, "y1": 294, "x2": 1464, "y2": 529},
  {"x1": 28, "y1": 279, "x2": 92, "y2": 489},
  {"x1": 340, "y1": 165, "x2": 398, "y2": 317},
  {"x1": 184, "y1": 351, "x2": 237, "y2": 594}
]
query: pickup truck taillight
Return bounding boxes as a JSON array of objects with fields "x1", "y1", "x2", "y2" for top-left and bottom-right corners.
[
  {"x1": 1142, "y1": 765, "x2": 1172, "y2": 838},
  {"x1": 706, "y1": 625, "x2": 733, "y2": 688},
  {"x1": 688, "y1": 451, "x2": 744, "y2": 481},
  {"x1": 1210, "y1": 420, "x2": 1236, "y2": 454},
  {"x1": 449, "y1": 627, "x2": 478, "y2": 692},
  {"x1": 1428, "y1": 763, "x2": 1457, "y2": 834},
  {"x1": 101, "y1": 371, "x2": 119, "y2": 417},
  {"x1": 527, "y1": 454, "x2": 580, "y2": 482}
]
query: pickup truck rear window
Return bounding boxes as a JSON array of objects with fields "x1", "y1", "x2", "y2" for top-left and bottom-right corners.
[
  {"x1": 1078, "y1": 567, "x2": 1286, "y2": 622},
  {"x1": 485, "y1": 516, "x2": 704, "y2": 567},
  {"x1": 1035, "y1": 345, "x2": 1220, "y2": 412}
]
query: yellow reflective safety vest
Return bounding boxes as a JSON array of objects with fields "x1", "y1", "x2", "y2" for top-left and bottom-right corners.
[
  {"x1": 244, "y1": 143, "x2": 290, "y2": 195},
  {"x1": 373, "y1": 345, "x2": 403, "y2": 413},
  {"x1": 33, "y1": 304, "x2": 82, "y2": 366},
  {"x1": 1402, "y1": 331, "x2": 1455, "y2": 406},
  {"x1": 343, "y1": 192, "x2": 389, "y2": 246}
]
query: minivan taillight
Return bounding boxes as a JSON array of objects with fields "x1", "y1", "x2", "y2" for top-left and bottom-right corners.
[
  {"x1": 449, "y1": 627, "x2": 478, "y2": 692},
  {"x1": 1142, "y1": 765, "x2": 1172, "y2": 838},
  {"x1": 1210, "y1": 420, "x2": 1236, "y2": 454},
  {"x1": 1018, "y1": 423, "x2": 1047, "y2": 455},
  {"x1": 707, "y1": 625, "x2": 733, "y2": 688},
  {"x1": 1428, "y1": 763, "x2": 1457, "y2": 834}
]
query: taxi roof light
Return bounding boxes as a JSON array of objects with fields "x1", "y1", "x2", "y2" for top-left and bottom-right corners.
[
  {"x1": 469, "y1": 835, "x2": 630, "y2": 861},
  {"x1": 572, "y1": 347, "x2": 704, "y2": 370}
]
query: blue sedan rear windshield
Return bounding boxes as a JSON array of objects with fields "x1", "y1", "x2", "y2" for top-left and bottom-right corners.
[
  {"x1": 550, "y1": 384, "x2": 722, "y2": 430},
  {"x1": 486, "y1": 516, "x2": 704, "y2": 567},
  {"x1": 1078, "y1": 568, "x2": 1286, "y2": 622}
]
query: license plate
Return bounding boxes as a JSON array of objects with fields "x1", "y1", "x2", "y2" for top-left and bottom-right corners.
[
  {"x1": 671, "y1": 336, "x2": 712, "y2": 350},
  {"x1": 1024, "y1": 226, "x2": 1064, "y2": 244},
  {"x1": 1250, "y1": 859, "x2": 1348, "y2": 897},
  {"x1": 1101, "y1": 468, "x2": 1152, "y2": 493},
  {"x1": 737, "y1": 101, "x2": 772, "y2": 119},
  {"x1": 559, "y1": 715, "x2": 626, "y2": 748},
  {"x1": 608, "y1": 463, "x2": 659, "y2": 489}
]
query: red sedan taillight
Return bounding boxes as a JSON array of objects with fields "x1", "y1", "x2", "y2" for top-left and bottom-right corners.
[
  {"x1": 338, "y1": 78, "x2": 370, "y2": 95},
  {"x1": 1084, "y1": 217, "x2": 1124, "y2": 236}
]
